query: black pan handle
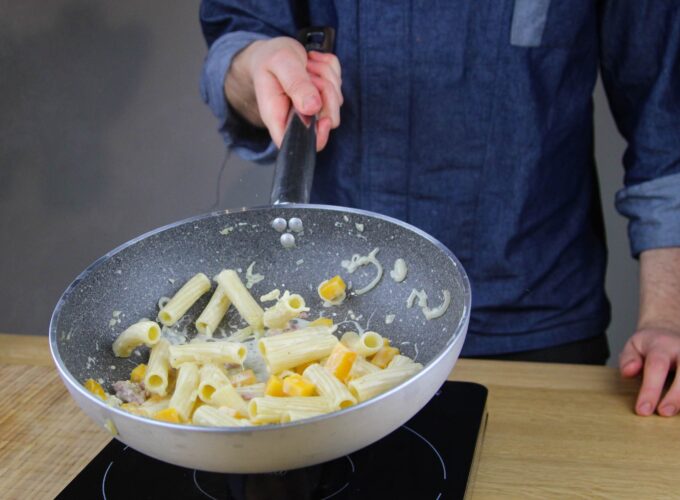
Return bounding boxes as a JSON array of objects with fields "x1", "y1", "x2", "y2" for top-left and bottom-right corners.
[{"x1": 270, "y1": 27, "x2": 335, "y2": 205}]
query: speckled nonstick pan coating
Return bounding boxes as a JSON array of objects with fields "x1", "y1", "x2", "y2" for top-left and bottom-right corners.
[{"x1": 52, "y1": 204, "x2": 469, "y2": 389}]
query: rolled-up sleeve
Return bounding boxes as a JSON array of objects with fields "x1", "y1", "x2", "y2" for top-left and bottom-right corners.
[
  {"x1": 615, "y1": 172, "x2": 680, "y2": 256},
  {"x1": 599, "y1": 1, "x2": 680, "y2": 257},
  {"x1": 200, "y1": 31, "x2": 277, "y2": 163},
  {"x1": 199, "y1": 0, "x2": 302, "y2": 163}
]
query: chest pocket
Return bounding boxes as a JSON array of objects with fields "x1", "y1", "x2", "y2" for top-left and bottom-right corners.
[{"x1": 510, "y1": 0, "x2": 595, "y2": 49}]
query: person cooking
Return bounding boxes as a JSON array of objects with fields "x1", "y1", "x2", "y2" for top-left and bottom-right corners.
[{"x1": 198, "y1": 1, "x2": 680, "y2": 417}]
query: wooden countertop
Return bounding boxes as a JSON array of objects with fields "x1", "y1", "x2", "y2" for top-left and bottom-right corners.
[{"x1": 1, "y1": 334, "x2": 679, "y2": 499}]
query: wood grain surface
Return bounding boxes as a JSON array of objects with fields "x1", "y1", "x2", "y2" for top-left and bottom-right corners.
[{"x1": 1, "y1": 335, "x2": 679, "y2": 499}]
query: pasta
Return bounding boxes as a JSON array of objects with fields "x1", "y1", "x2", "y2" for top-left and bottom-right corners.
[
  {"x1": 198, "y1": 364, "x2": 248, "y2": 416},
  {"x1": 168, "y1": 341, "x2": 247, "y2": 367},
  {"x1": 168, "y1": 362, "x2": 199, "y2": 421},
  {"x1": 348, "y1": 363, "x2": 423, "y2": 402},
  {"x1": 192, "y1": 405, "x2": 252, "y2": 427},
  {"x1": 158, "y1": 273, "x2": 211, "y2": 326},
  {"x1": 112, "y1": 320, "x2": 161, "y2": 357},
  {"x1": 258, "y1": 326, "x2": 338, "y2": 373},
  {"x1": 89, "y1": 265, "x2": 426, "y2": 427},
  {"x1": 248, "y1": 396, "x2": 331, "y2": 424},
  {"x1": 214, "y1": 269, "x2": 264, "y2": 329},
  {"x1": 195, "y1": 284, "x2": 231, "y2": 337},
  {"x1": 263, "y1": 291, "x2": 309, "y2": 329},
  {"x1": 340, "y1": 330, "x2": 384, "y2": 357},
  {"x1": 303, "y1": 363, "x2": 357, "y2": 409},
  {"x1": 144, "y1": 339, "x2": 171, "y2": 396}
]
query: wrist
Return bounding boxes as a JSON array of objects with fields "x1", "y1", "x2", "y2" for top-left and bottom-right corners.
[{"x1": 224, "y1": 40, "x2": 266, "y2": 128}]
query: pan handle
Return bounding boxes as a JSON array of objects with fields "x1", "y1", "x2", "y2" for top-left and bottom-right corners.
[{"x1": 270, "y1": 27, "x2": 335, "y2": 205}]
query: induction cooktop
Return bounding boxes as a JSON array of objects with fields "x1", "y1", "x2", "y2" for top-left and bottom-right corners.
[{"x1": 57, "y1": 381, "x2": 488, "y2": 500}]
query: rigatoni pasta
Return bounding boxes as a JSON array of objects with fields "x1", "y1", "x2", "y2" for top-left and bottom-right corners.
[
  {"x1": 258, "y1": 327, "x2": 338, "y2": 373},
  {"x1": 144, "y1": 338, "x2": 171, "y2": 397},
  {"x1": 87, "y1": 265, "x2": 425, "y2": 427},
  {"x1": 214, "y1": 269, "x2": 264, "y2": 329},
  {"x1": 195, "y1": 284, "x2": 231, "y2": 337},
  {"x1": 158, "y1": 273, "x2": 211, "y2": 326},
  {"x1": 112, "y1": 320, "x2": 161, "y2": 357},
  {"x1": 168, "y1": 341, "x2": 247, "y2": 367}
]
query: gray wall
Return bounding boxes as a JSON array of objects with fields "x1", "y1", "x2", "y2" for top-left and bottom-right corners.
[{"x1": 0, "y1": 1, "x2": 637, "y2": 366}]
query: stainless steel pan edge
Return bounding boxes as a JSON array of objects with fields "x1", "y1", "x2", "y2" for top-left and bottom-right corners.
[{"x1": 49, "y1": 204, "x2": 470, "y2": 472}]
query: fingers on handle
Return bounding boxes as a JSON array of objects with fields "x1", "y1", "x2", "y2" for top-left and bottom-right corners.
[
  {"x1": 308, "y1": 51, "x2": 341, "y2": 82},
  {"x1": 306, "y1": 59, "x2": 343, "y2": 105},
  {"x1": 315, "y1": 117, "x2": 332, "y2": 151},
  {"x1": 636, "y1": 352, "x2": 672, "y2": 416},
  {"x1": 310, "y1": 75, "x2": 342, "y2": 128}
]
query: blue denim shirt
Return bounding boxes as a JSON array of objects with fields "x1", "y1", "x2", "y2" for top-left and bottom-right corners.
[{"x1": 199, "y1": 0, "x2": 680, "y2": 355}]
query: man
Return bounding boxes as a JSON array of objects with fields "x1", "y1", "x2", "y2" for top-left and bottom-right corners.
[{"x1": 199, "y1": 1, "x2": 680, "y2": 417}]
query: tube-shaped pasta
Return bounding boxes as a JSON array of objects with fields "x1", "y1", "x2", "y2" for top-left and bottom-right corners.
[
  {"x1": 195, "y1": 284, "x2": 231, "y2": 337},
  {"x1": 281, "y1": 409, "x2": 326, "y2": 423},
  {"x1": 387, "y1": 354, "x2": 417, "y2": 369},
  {"x1": 192, "y1": 405, "x2": 251, "y2": 427},
  {"x1": 145, "y1": 339, "x2": 171, "y2": 396},
  {"x1": 258, "y1": 328, "x2": 338, "y2": 374},
  {"x1": 248, "y1": 396, "x2": 331, "y2": 424},
  {"x1": 169, "y1": 362, "x2": 200, "y2": 422},
  {"x1": 168, "y1": 341, "x2": 247, "y2": 368},
  {"x1": 263, "y1": 291, "x2": 310, "y2": 329},
  {"x1": 198, "y1": 364, "x2": 248, "y2": 416},
  {"x1": 112, "y1": 320, "x2": 161, "y2": 357},
  {"x1": 214, "y1": 269, "x2": 264, "y2": 329},
  {"x1": 303, "y1": 363, "x2": 356, "y2": 409},
  {"x1": 348, "y1": 363, "x2": 422, "y2": 402},
  {"x1": 158, "y1": 273, "x2": 211, "y2": 326},
  {"x1": 340, "y1": 331, "x2": 383, "y2": 357},
  {"x1": 348, "y1": 356, "x2": 382, "y2": 380},
  {"x1": 235, "y1": 383, "x2": 265, "y2": 400}
]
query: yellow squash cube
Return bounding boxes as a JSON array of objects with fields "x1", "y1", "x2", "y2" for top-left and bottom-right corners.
[
  {"x1": 84, "y1": 378, "x2": 106, "y2": 399},
  {"x1": 318, "y1": 275, "x2": 346, "y2": 302},
  {"x1": 324, "y1": 343, "x2": 357, "y2": 383},
  {"x1": 130, "y1": 363, "x2": 147, "y2": 384},
  {"x1": 154, "y1": 407, "x2": 181, "y2": 423},
  {"x1": 370, "y1": 346, "x2": 400, "y2": 368},
  {"x1": 282, "y1": 374, "x2": 316, "y2": 397},
  {"x1": 265, "y1": 375, "x2": 286, "y2": 397}
]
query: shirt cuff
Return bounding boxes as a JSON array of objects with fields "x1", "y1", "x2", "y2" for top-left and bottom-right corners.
[
  {"x1": 200, "y1": 31, "x2": 278, "y2": 164},
  {"x1": 615, "y1": 171, "x2": 680, "y2": 257}
]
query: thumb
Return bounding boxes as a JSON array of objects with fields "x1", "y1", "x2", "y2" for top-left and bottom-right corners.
[{"x1": 269, "y1": 53, "x2": 322, "y2": 116}]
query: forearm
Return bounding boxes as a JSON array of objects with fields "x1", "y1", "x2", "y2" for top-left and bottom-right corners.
[{"x1": 638, "y1": 247, "x2": 680, "y2": 332}]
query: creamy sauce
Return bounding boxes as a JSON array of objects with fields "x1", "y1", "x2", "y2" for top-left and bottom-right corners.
[
  {"x1": 341, "y1": 248, "x2": 383, "y2": 295},
  {"x1": 407, "y1": 289, "x2": 451, "y2": 320},
  {"x1": 260, "y1": 289, "x2": 281, "y2": 302},
  {"x1": 245, "y1": 262, "x2": 265, "y2": 289},
  {"x1": 389, "y1": 258, "x2": 408, "y2": 283}
]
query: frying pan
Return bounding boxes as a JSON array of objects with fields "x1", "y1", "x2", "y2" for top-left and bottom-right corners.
[{"x1": 49, "y1": 28, "x2": 471, "y2": 473}]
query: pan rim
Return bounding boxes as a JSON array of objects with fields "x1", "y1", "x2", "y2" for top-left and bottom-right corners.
[{"x1": 49, "y1": 203, "x2": 471, "y2": 433}]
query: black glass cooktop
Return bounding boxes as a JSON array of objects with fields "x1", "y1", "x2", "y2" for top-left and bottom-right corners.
[{"x1": 57, "y1": 381, "x2": 488, "y2": 500}]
